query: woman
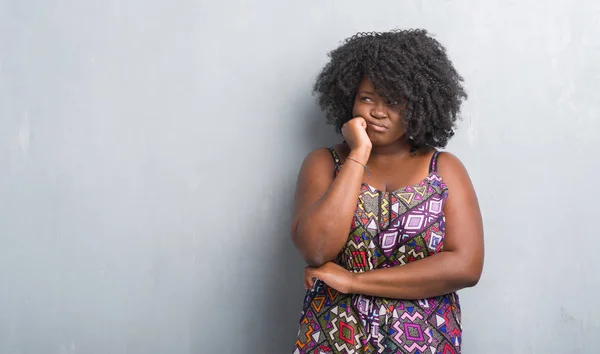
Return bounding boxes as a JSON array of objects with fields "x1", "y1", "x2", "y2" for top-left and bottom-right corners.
[{"x1": 291, "y1": 29, "x2": 484, "y2": 354}]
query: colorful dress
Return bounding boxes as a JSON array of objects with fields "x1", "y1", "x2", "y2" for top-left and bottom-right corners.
[{"x1": 293, "y1": 148, "x2": 461, "y2": 354}]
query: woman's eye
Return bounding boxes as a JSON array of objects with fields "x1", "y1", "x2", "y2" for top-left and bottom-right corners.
[
  {"x1": 361, "y1": 97, "x2": 374, "y2": 102},
  {"x1": 387, "y1": 101, "x2": 399, "y2": 106}
]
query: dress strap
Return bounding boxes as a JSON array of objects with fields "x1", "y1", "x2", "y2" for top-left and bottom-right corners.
[
  {"x1": 328, "y1": 147, "x2": 342, "y2": 175},
  {"x1": 428, "y1": 150, "x2": 441, "y2": 173}
]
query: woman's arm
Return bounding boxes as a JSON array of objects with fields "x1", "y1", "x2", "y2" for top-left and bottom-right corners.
[
  {"x1": 291, "y1": 145, "x2": 369, "y2": 267},
  {"x1": 291, "y1": 118, "x2": 372, "y2": 267},
  {"x1": 305, "y1": 152, "x2": 484, "y2": 298}
]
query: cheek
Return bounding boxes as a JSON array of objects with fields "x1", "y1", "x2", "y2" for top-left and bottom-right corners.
[
  {"x1": 352, "y1": 100, "x2": 374, "y2": 115},
  {"x1": 391, "y1": 114, "x2": 406, "y2": 132},
  {"x1": 351, "y1": 103, "x2": 362, "y2": 116}
]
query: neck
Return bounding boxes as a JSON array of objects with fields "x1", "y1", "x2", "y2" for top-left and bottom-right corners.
[{"x1": 370, "y1": 136, "x2": 413, "y2": 157}]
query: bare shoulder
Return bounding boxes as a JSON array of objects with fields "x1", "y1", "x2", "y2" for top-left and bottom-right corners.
[
  {"x1": 436, "y1": 151, "x2": 474, "y2": 188},
  {"x1": 300, "y1": 147, "x2": 336, "y2": 171},
  {"x1": 436, "y1": 151, "x2": 467, "y2": 172},
  {"x1": 293, "y1": 146, "x2": 338, "y2": 221},
  {"x1": 296, "y1": 147, "x2": 338, "y2": 187}
]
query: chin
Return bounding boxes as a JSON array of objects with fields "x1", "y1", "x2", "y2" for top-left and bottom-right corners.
[
  {"x1": 367, "y1": 132, "x2": 396, "y2": 146},
  {"x1": 370, "y1": 139, "x2": 395, "y2": 147}
]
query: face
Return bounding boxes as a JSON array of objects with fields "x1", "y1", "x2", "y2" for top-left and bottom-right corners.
[{"x1": 352, "y1": 76, "x2": 406, "y2": 145}]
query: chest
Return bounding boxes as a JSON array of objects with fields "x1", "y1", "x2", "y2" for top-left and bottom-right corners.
[{"x1": 351, "y1": 176, "x2": 448, "y2": 253}]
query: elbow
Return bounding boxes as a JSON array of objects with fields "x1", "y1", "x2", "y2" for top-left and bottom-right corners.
[
  {"x1": 451, "y1": 250, "x2": 483, "y2": 288},
  {"x1": 291, "y1": 230, "x2": 327, "y2": 267},
  {"x1": 463, "y1": 272, "x2": 481, "y2": 288},
  {"x1": 305, "y1": 255, "x2": 327, "y2": 267},
  {"x1": 295, "y1": 246, "x2": 327, "y2": 267},
  {"x1": 292, "y1": 220, "x2": 337, "y2": 267},
  {"x1": 460, "y1": 263, "x2": 482, "y2": 288}
]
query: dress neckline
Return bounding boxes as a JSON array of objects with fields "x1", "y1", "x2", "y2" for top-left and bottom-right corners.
[{"x1": 360, "y1": 171, "x2": 441, "y2": 195}]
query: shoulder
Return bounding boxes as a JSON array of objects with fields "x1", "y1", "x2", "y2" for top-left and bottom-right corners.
[
  {"x1": 297, "y1": 146, "x2": 338, "y2": 177},
  {"x1": 436, "y1": 151, "x2": 465, "y2": 171},
  {"x1": 303, "y1": 143, "x2": 349, "y2": 166},
  {"x1": 295, "y1": 146, "x2": 339, "y2": 192},
  {"x1": 435, "y1": 151, "x2": 474, "y2": 191},
  {"x1": 302, "y1": 147, "x2": 336, "y2": 166}
]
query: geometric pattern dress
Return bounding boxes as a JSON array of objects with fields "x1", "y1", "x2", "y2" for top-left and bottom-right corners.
[{"x1": 293, "y1": 148, "x2": 461, "y2": 354}]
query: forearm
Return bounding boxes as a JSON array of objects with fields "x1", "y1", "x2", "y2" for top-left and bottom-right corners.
[
  {"x1": 352, "y1": 252, "x2": 481, "y2": 299},
  {"x1": 293, "y1": 148, "x2": 369, "y2": 266}
]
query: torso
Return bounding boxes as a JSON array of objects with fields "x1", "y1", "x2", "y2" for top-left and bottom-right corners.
[{"x1": 293, "y1": 146, "x2": 462, "y2": 354}]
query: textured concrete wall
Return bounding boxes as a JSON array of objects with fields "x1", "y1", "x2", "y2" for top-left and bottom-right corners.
[{"x1": 1, "y1": 0, "x2": 599, "y2": 353}]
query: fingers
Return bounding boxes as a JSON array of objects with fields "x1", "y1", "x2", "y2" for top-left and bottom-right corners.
[
  {"x1": 304, "y1": 267, "x2": 318, "y2": 290},
  {"x1": 350, "y1": 116, "x2": 366, "y2": 125},
  {"x1": 303, "y1": 267, "x2": 312, "y2": 290},
  {"x1": 349, "y1": 117, "x2": 367, "y2": 131}
]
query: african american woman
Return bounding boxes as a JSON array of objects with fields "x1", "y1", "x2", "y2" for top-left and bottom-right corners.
[{"x1": 291, "y1": 29, "x2": 484, "y2": 354}]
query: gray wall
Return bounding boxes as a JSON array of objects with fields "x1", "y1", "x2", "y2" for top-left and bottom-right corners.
[{"x1": 1, "y1": 0, "x2": 599, "y2": 353}]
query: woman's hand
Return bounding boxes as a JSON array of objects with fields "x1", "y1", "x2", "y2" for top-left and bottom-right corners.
[
  {"x1": 342, "y1": 117, "x2": 372, "y2": 161},
  {"x1": 303, "y1": 262, "x2": 356, "y2": 294}
]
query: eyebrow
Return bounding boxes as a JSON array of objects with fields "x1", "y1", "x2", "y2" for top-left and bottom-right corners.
[{"x1": 358, "y1": 91, "x2": 378, "y2": 95}]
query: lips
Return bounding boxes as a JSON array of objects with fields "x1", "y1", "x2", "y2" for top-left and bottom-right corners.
[{"x1": 367, "y1": 121, "x2": 388, "y2": 132}]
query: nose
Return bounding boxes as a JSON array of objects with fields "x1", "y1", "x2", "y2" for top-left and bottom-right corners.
[{"x1": 371, "y1": 102, "x2": 387, "y2": 119}]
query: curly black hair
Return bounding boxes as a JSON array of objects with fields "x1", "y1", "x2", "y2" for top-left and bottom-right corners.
[{"x1": 313, "y1": 29, "x2": 467, "y2": 149}]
